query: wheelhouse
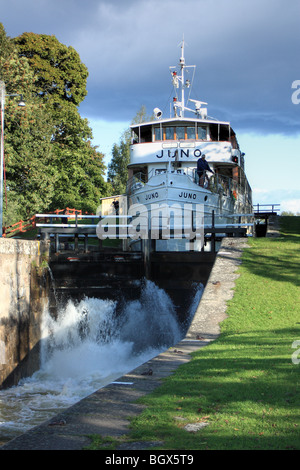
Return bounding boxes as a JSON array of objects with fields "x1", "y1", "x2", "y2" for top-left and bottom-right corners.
[{"x1": 131, "y1": 118, "x2": 239, "y2": 149}]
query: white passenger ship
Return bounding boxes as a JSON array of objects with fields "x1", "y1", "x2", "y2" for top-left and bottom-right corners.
[{"x1": 126, "y1": 42, "x2": 252, "y2": 252}]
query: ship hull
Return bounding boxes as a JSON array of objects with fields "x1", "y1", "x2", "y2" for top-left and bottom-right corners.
[{"x1": 126, "y1": 172, "x2": 242, "y2": 252}]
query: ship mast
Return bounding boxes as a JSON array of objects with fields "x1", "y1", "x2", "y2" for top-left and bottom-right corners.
[
  {"x1": 170, "y1": 39, "x2": 195, "y2": 118},
  {"x1": 180, "y1": 41, "x2": 185, "y2": 117}
]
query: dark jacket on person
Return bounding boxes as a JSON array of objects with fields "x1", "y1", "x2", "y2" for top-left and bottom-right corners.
[{"x1": 197, "y1": 157, "x2": 213, "y2": 174}]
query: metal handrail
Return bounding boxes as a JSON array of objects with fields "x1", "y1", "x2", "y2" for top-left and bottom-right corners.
[
  {"x1": 126, "y1": 167, "x2": 252, "y2": 205},
  {"x1": 254, "y1": 204, "x2": 280, "y2": 213},
  {"x1": 35, "y1": 213, "x2": 134, "y2": 230}
]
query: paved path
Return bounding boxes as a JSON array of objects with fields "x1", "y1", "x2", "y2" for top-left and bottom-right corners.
[{"x1": 0, "y1": 237, "x2": 249, "y2": 450}]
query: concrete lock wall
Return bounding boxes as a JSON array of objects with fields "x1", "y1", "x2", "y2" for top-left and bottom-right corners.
[{"x1": 0, "y1": 239, "x2": 50, "y2": 389}]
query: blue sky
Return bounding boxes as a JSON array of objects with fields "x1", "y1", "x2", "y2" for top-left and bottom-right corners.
[{"x1": 1, "y1": 0, "x2": 300, "y2": 213}]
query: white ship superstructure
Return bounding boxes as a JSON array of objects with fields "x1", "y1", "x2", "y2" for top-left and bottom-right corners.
[{"x1": 126, "y1": 41, "x2": 252, "y2": 252}]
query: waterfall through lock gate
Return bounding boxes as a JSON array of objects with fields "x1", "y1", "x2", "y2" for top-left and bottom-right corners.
[{"x1": 0, "y1": 280, "x2": 203, "y2": 445}]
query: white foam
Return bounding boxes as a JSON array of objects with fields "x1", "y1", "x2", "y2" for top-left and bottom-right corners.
[{"x1": 0, "y1": 280, "x2": 202, "y2": 442}]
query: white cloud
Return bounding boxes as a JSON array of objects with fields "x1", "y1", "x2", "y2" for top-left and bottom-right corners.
[
  {"x1": 252, "y1": 188, "x2": 300, "y2": 214},
  {"x1": 2, "y1": 0, "x2": 300, "y2": 191},
  {"x1": 253, "y1": 188, "x2": 269, "y2": 195},
  {"x1": 3, "y1": 0, "x2": 299, "y2": 131},
  {"x1": 280, "y1": 199, "x2": 300, "y2": 214}
]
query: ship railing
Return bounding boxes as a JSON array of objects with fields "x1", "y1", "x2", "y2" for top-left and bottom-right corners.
[
  {"x1": 126, "y1": 171, "x2": 147, "y2": 194},
  {"x1": 254, "y1": 204, "x2": 280, "y2": 215},
  {"x1": 126, "y1": 168, "x2": 251, "y2": 206},
  {"x1": 127, "y1": 167, "x2": 200, "y2": 194},
  {"x1": 207, "y1": 173, "x2": 232, "y2": 195},
  {"x1": 35, "y1": 212, "x2": 136, "y2": 252},
  {"x1": 208, "y1": 173, "x2": 252, "y2": 205}
]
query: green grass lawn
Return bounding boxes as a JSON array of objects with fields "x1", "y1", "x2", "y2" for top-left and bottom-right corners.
[{"x1": 88, "y1": 216, "x2": 300, "y2": 450}]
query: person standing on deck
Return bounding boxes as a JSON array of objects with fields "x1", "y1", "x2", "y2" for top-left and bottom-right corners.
[{"x1": 197, "y1": 154, "x2": 214, "y2": 187}]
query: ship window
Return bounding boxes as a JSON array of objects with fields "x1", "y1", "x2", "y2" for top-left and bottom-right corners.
[
  {"x1": 187, "y1": 127, "x2": 196, "y2": 139},
  {"x1": 209, "y1": 123, "x2": 230, "y2": 142},
  {"x1": 210, "y1": 124, "x2": 218, "y2": 141},
  {"x1": 154, "y1": 127, "x2": 162, "y2": 141},
  {"x1": 176, "y1": 127, "x2": 185, "y2": 140},
  {"x1": 219, "y1": 124, "x2": 230, "y2": 141},
  {"x1": 197, "y1": 126, "x2": 206, "y2": 140},
  {"x1": 165, "y1": 127, "x2": 175, "y2": 140},
  {"x1": 140, "y1": 126, "x2": 152, "y2": 142},
  {"x1": 131, "y1": 129, "x2": 139, "y2": 144}
]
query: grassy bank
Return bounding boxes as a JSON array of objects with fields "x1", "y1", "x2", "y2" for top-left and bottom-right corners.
[{"x1": 89, "y1": 216, "x2": 300, "y2": 450}]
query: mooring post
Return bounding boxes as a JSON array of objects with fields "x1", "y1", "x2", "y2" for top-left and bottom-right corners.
[
  {"x1": 211, "y1": 210, "x2": 216, "y2": 252},
  {"x1": 55, "y1": 233, "x2": 59, "y2": 253},
  {"x1": 74, "y1": 233, "x2": 79, "y2": 252},
  {"x1": 143, "y1": 232, "x2": 151, "y2": 279}
]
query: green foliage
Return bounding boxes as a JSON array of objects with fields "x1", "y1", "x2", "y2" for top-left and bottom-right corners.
[
  {"x1": 0, "y1": 25, "x2": 110, "y2": 225},
  {"x1": 0, "y1": 25, "x2": 57, "y2": 224},
  {"x1": 107, "y1": 131, "x2": 130, "y2": 195},
  {"x1": 4, "y1": 99, "x2": 57, "y2": 220},
  {"x1": 281, "y1": 211, "x2": 300, "y2": 216},
  {"x1": 14, "y1": 32, "x2": 88, "y2": 106},
  {"x1": 107, "y1": 106, "x2": 152, "y2": 195},
  {"x1": 13, "y1": 31, "x2": 108, "y2": 215},
  {"x1": 0, "y1": 23, "x2": 15, "y2": 61},
  {"x1": 48, "y1": 101, "x2": 109, "y2": 213}
]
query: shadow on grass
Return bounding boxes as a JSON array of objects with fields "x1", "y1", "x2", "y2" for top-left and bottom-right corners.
[
  {"x1": 241, "y1": 247, "x2": 300, "y2": 286},
  {"x1": 279, "y1": 216, "x2": 300, "y2": 236},
  {"x1": 238, "y1": 217, "x2": 300, "y2": 287},
  {"x1": 136, "y1": 328, "x2": 300, "y2": 450}
]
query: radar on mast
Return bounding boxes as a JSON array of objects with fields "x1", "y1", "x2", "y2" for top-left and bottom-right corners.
[{"x1": 189, "y1": 99, "x2": 208, "y2": 118}]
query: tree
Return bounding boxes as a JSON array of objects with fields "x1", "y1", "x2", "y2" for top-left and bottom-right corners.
[
  {"x1": 281, "y1": 211, "x2": 300, "y2": 216},
  {"x1": 14, "y1": 33, "x2": 88, "y2": 106},
  {"x1": 49, "y1": 102, "x2": 109, "y2": 212},
  {"x1": 0, "y1": 24, "x2": 57, "y2": 225},
  {"x1": 0, "y1": 23, "x2": 14, "y2": 61},
  {"x1": 13, "y1": 32, "x2": 109, "y2": 214},
  {"x1": 107, "y1": 106, "x2": 152, "y2": 195},
  {"x1": 107, "y1": 130, "x2": 130, "y2": 195},
  {"x1": 4, "y1": 98, "x2": 58, "y2": 221}
]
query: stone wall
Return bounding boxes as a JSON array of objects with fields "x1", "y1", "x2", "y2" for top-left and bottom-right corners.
[{"x1": 0, "y1": 238, "x2": 50, "y2": 389}]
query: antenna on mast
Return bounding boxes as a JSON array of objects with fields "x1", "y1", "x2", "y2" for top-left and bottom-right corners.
[
  {"x1": 170, "y1": 38, "x2": 196, "y2": 118},
  {"x1": 180, "y1": 39, "x2": 185, "y2": 117},
  {"x1": 180, "y1": 36, "x2": 185, "y2": 66}
]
